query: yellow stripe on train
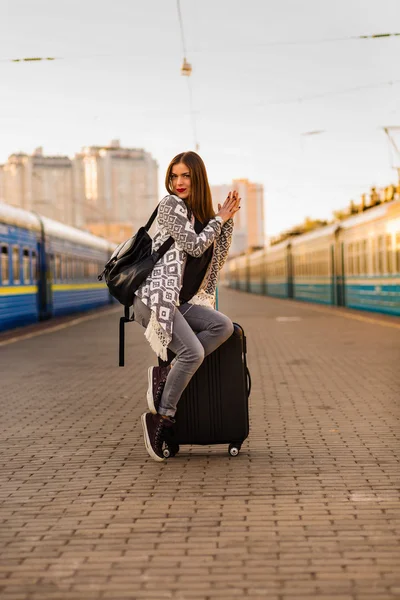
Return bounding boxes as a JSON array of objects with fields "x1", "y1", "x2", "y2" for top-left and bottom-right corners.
[
  {"x1": 0, "y1": 285, "x2": 38, "y2": 295},
  {"x1": 52, "y1": 283, "x2": 106, "y2": 291}
]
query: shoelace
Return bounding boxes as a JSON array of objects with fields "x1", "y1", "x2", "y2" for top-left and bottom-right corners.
[
  {"x1": 155, "y1": 380, "x2": 166, "y2": 404},
  {"x1": 154, "y1": 418, "x2": 166, "y2": 446}
]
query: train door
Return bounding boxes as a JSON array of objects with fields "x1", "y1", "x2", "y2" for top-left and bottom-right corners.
[
  {"x1": 287, "y1": 244, "x2": 294, "y2": 299},
  {"x1": 334, "y1": 230, "x2": 346, "y2": 306},
  {"x1": 245, "y1": 256, "x2": 251, "y2": 293},
  {"x1": 35, "y1": 216, "x2": 53, "y2": 320},
  {"x1": 262, "y1": 250, "x2": 268, "y2": 296},
  {"x1": 330, "y1": 245, "x2": 336, "y2": 304},
  {"x1": 35, "y1": 239, "x2": 49, "y2": 320}
]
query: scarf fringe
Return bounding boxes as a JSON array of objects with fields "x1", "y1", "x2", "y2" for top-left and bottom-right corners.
[
  {"x1": 144, "y1": 311, "x2": 170, "y2": 361},
  {"x1": 188, "y1": 291, "x2": 215, "y2": 309}
]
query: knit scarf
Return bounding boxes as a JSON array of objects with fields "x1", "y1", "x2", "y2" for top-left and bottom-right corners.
[{"x1": 135, "y1": 194, "x2": 234, "y2": 360}]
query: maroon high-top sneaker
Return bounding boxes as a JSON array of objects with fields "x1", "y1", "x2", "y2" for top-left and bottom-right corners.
[
  {"x1": 147, "y1": 366, "x2": 170, "y2": 414},
  {"x1": 141, "y1": 412, "x2": 175, "y2": 462}
]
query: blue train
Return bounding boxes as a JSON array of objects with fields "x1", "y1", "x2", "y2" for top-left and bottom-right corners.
[
  {"x1": 226, "y1": 198, "x2": 400, "y2": 316},
  {"x1": 0, "y1": 202, "x2": 115, "y2": 332}
]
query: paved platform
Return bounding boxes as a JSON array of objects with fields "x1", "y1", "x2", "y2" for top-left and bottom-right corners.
[{"x1": 0, "y1": 288, "x2": 399, "y2": 600}]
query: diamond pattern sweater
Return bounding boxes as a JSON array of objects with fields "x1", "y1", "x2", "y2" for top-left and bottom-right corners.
[{"x1": 135, "y1": 194, "x2": 234, "y2": 359}]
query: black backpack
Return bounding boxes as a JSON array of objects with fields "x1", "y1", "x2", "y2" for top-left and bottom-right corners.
[{"x1": 98, "y1": 203, "x2": 174, "y2": 308}]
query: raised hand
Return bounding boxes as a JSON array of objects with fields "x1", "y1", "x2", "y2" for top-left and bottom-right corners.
[{"x1": 217, "y1": 190, "x2": 241, "y2": 223}]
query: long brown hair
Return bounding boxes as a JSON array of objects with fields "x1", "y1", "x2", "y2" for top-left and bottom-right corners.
[{"x1": 165, "y1": 151, "x2": 215, "y2": 223}]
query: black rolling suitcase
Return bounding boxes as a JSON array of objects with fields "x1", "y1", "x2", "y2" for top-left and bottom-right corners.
[{"x1": 161, "y1": 322, "x2": 251, "y2": 458}]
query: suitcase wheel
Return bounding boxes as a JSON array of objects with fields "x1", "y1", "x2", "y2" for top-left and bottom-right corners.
[
  {"x1": 163, "y1": 443, "x2": 180, "y2": 458},
  {"x1": 228, "y1": 443, "x2": 241, "y2": 457}
]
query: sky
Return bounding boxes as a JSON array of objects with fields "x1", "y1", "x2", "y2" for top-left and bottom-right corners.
[{"x1": 1, "y1": 0, "x2": 400, "y2": 237}]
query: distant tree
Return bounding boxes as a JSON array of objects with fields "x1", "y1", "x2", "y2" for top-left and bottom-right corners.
[
  {"x1": 333, "y1": 209, "x2": 349, "y2": 221},
  {"x1": 360, "y1": 194, "x2": 367, "y2": 211},
  {"x1": 349, "y1": 200, "x2": 359, "y2": 214},
  {"x1": 302, "y1": 216, "x2": 328, "y2": 231},
  {"x1": 369, "y1": 187, "x2": 380, "y2": 207},
  {"x1": 385, "y1": 185, "x2": 395, "y2": 201}
]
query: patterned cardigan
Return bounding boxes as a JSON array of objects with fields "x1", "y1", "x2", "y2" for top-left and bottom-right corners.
[{"x1": 135, "y1": 194, "x2": 234, "y2": 360}]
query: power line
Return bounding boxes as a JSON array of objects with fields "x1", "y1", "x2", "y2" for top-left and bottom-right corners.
[
  {"x1": 186, "y1": 77, "x2": 198, "y2": 151},
  {"x1": 176, "y1": 0, "x2": 199, "y2": 151},
  {"x1": 200, "y1": 79, "x2": 400, "y2": 111},
  {"x1": 176, "y1": 0, "x2": 188, "y2": 59},
  {"x1": 359, "y1": 32, "x2": 400, "y2": 40},
  {"x1": 190, "y1": 32, "x2": 400, "y2": 51},
  {"x1": 3, "y1": 31, "x2": 400, "y2": 64},
  {"x1": 277, "y1": 79, "x2": 400, "y2": 106},
  {"x1": 1, "y1": 56, "x2": 60, "y2": 63}
]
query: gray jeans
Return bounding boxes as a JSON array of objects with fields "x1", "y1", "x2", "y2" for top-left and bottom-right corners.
[{"x1": 132, "y1": 295, "x2": 234, "y2": 417}]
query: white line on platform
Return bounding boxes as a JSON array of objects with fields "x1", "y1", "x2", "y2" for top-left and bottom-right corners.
[
  {"x1": 276, "y1": 316, "x2": 302, "y2": 322},
  {"x1": 302, "y1": 304, "x2": 400, "y2": 330},
  {"x1": 0, "y1": 307, "x2": 121, "y2": 348}
]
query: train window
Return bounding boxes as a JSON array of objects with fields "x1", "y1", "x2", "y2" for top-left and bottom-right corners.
[
  {"x1": 377, "y1": 235, "x2": 384, "y2": 274},
  {"x1": 31, "y1": 251, "x2": 37, "y2": 282},
  {"x1": 55, "y1": 254, "x2": 62, "y2": 281},
  {"x1": 386, "y1": 235, "x2": 393, "y2": 274},
  {"x1": 22, "y1": 249, "x2": 30, "y2": 283},
  {"x1": 75, "y1": 259, "x2": 83, "y2": 279},
  {"x1": 355, "y1": 242, "x2": 362, "y2": 275},
  {"x1": 1, "y1": 245, "x2": 9, "y2": 285},
  {"x1": 62, "y1": 255, "x2": 67, "y2": 280},
  {"x1": 73, "y1": 259, "x2": 78, "y2": 279},
  {"x1": 60, "y1": 256, "x2": 64, "y2": 280},
  {"x1": 360, "y1": 240, "x2": 368, "y2": 274},
  {"x1": 64, "y1": 256, "x2": 69, "y2": 280},
  {"x1": 12, "y1": 246, "x2": 20, "y2": 284},
  {"x1": 396, "y1": 234, "x2": 400, "y2": 274},
  {"x1": 59, "y1": 255, "x2": 64, "y2": 280},
  {"x1": 67, "y1": 256, "x2": 72, "y2": 280},
  {"x1": 49, "y1": 254, "x2": 55, "y2": 279},
  {"x1": 347, "y1": 243, "x2": 353, "y2": 276},
  {"x1": 90, "y1": 261, "x2": 97, "y2": 278},
  {"x1": 83, "y1": 261, "x2": 90, "y2": 278},
  {"x1": 68, "y1": 257, "x2": 74, "y2": 279},
  {"x1": 371, "y1": 239, "x2": 377, "y2": 275}
]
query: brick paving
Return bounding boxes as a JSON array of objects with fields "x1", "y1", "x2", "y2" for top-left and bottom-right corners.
[{"x1": 0, "y1": 288, "x2": 399, "y2": 600}]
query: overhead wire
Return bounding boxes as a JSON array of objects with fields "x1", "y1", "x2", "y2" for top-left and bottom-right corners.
[
  {"x1": 176, "y1": 0, "x2": 188, "y2": 58},
  {"x1": 271, "y1": 78, "x2": 400, "y2": 106},
  {"x1": 2, "y1": 31, "x2": 400, "y2": 63},
  {"x1": 194, "y1": 78, "x2": 400, "y2": 112},
  {"x1": 176, "y1": 0, "x2": 199, "y2": 151},
  {"x1": 190, "y1": 32, "x2": 400, "y2": 52}
]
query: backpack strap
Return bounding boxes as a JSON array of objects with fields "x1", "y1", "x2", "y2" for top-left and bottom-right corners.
[
  {"x1": 119, "y1": 203, "x2": 175, "y2": 367},
  {"x1": 156, "y1": 236, "x2": 175, "y2": 257},
  {"x1": 145, "y1": 204, "x2": 160, "y2": 231},
  {"x1": 145, "y1": 203, "x2": 174, "y2": 257}
]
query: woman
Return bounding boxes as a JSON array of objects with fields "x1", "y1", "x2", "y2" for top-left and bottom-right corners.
[{"x1": 133, "y1": 151, "x2": 240, "y2": 462}]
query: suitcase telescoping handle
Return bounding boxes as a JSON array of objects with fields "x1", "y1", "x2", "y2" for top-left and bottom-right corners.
[{"x1": 119, "y1": 306, "x2": 132, "y2": 367}]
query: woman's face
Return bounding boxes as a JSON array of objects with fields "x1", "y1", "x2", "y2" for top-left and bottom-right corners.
[{"x1": 170, "y1": 162, "x2": 191, "y2": 200}]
